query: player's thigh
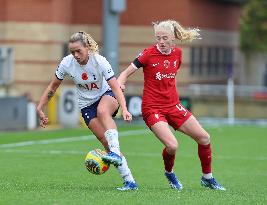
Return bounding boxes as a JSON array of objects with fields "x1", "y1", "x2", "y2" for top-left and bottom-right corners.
[
  {"x1": 97, "y1": 95, "x2": 119, "y2": 115},
  {"x1": 166, "y1": 103, "x2": 191, "y2": 130},
  {"x1": 178, "y1": 115, "x2": 210, "y2": 144},
  {"x1": 151, "y1": 121, "x2": 178, "y2": 148}
]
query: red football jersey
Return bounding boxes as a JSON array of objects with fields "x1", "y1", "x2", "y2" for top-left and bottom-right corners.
[{"x1": 135, "y1": 45, "x2": 182, "y2": 110}]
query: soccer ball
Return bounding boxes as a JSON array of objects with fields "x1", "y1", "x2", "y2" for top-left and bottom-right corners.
[{"x1": 84, "y1": 149, "x2": 110, "y2": 175}]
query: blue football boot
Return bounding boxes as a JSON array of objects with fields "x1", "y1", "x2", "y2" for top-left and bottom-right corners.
[
  {"x1": 102, "y1": 151, "x2": 122, "y2": 166},
  {"x1": 201, "y1": 177, "x2": 226, "y2": 191},
  {"x1": 117, "y1": 181, "x2": 138, "y2": 191},
  {"x1": 165, "y1": 172, "x2": 183, "y2": 191}
]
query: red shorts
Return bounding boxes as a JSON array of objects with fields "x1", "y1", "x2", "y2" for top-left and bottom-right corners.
[{"x1": 142, "y1": 103, "x2": 192, "y2": 130}]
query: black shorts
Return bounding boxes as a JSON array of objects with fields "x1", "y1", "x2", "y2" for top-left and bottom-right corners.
[{"x1": 81, "y1": 90, "x2": 119, "y2": 126}]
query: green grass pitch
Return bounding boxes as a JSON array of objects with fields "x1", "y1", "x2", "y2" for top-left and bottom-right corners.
[{"x1": 0, "y1": 123, "x2": 266, "y2": 205}]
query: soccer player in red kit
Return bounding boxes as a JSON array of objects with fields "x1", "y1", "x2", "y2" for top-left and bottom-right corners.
[{"x1": 118, "y1": 20, "x2": 225, "y2": 191}]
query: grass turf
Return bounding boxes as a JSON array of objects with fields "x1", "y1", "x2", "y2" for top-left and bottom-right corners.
[{"x1": 0, "y1": 124, "x2": 266, "y2": 205}]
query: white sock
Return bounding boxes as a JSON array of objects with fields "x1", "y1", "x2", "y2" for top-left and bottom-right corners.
[
  {"x1": 203, "y1": 173, "x2": 213, "y2": 179},
  {"x1": 116, "y1": 156, "x2": 135, "y2": 183},
  {"x1": 104, "y1": 129, "x2": 120, "y2": 155}
]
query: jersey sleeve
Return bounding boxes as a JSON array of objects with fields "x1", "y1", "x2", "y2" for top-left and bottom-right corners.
[
  {"x1": 132, "y1": 49, "x2": 149, "y2": 69},
  {"x1": 55, "y1": 58, "x2": 67, "y2": 80},
  {"x1": 96, "y1": 55, "x2": 115, "y2": 81}
]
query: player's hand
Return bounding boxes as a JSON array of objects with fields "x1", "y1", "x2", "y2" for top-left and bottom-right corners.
[
  {"x1": 37, "y1": 109, "x2": 49, "y2": 128},
  {"x1": 122, "y1": 110, "x2": 132, "y2": 122},
  {"x1": 118, "y1": 83, "x2": 126, "y2": 92},
  {"x1": 40, "y1": 116, "x2": 49, "y2": 128}
]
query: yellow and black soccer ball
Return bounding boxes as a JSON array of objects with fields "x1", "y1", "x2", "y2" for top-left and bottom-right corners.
[{"x1": 85, "y1": 149, "x2": 110, "y2": 175}]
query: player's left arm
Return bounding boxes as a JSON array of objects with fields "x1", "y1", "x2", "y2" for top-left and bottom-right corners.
[{"x1": 107, "y1": 77, "x2": 132, "y2": 122}]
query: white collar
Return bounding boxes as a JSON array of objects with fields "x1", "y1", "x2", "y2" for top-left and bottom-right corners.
[{"x1": 156, "y1": 44, "x2": 172, "y2": 55}]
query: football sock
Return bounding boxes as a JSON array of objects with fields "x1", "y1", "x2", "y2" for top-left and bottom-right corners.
[
  {"x1": 116, "y1": 156, "x2": 135, "y2": 183},
  {"x1": 203, "y1": 173, "x2": 213, "y2": 179},
  {"x1": 162, "y1": 148, "x2": 175, "y2": 172},
  {"x1": 198, "y1": 143, "x2": 212, "y2": 174},
  {"x1": 104, "y1": 129, "x2": 120, "y2": 155}
]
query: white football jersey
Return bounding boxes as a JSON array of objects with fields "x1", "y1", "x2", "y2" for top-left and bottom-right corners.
[{"x1": 55, "y1": 53, "x2": 115, "y2": 109}]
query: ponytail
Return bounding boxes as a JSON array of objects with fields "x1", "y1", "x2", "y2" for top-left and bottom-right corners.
[{"x1": 153, "y1": 20, "x2": 201, "y2": 43}]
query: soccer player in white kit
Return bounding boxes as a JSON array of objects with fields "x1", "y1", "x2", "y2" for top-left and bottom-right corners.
[{"x1": 36, "y1": 31, "x2": 138, "y2": 191}]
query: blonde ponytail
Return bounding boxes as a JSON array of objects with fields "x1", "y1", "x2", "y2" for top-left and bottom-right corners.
[{"x1": 153, "y1": 20, "x2": 201, "y2": 43}]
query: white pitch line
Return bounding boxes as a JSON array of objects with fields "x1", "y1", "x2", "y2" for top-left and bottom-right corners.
[
  {"x1": 0, "y1": 149, "x2": 85, "y2": 155},
  {"x1": 0, "y1": 149, "x2": 266, "y2": 161},
  {"x1": 0, "y1": 129, "x2": 150, "y2": 148},
  {"x1": 126, "y1": 153, "x2": 267, "y2": 161}
]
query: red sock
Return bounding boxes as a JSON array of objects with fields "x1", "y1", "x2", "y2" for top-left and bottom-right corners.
[
  {"x1": 198, "y1": 143, "x2": 212, "y2": 174},
  {"x1": 162, "y1": 148, "x2": 175, "y2": 172}
]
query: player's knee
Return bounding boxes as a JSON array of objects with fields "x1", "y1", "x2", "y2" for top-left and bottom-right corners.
[
  {"x1": 198, "y1": 133, "x2": 210, "y2": 145},
  {"x1": 97, "y1": 108, "x2": 108, "y2": 119},
  {"x1": 166, "y1": 141, "x2": 178, "y2": 154}
]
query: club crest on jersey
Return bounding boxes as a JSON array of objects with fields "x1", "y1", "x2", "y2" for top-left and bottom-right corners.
[
  {"x1": 174, "y1": 60, "x2": 177, "y2": 67},
  {"x1": 164, "y1": 60, "x2": 170, "y2": 68}
]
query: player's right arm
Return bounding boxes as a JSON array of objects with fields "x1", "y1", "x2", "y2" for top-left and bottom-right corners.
[
  {"x1": 117, "y1": 63, "x2": 138, "y2": 91},
  {"x1": 36, "y1": 75, "x2": 62, "y2": 128},
  {"x1": 118, "y1": 49, "x2": 148, "y2": 91}
]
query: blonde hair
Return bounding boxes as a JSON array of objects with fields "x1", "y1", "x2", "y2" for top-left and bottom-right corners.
[
  {"x1": 153, "y1": 20, "x2": 201, "y2": 43},
  {"x1": 69, "y1": 31, "x2": 99, "y2": 54}
]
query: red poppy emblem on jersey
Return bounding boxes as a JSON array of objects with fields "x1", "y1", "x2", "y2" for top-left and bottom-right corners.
[
  {"x1": 82, "y1": 72, "x2": 88, "y2": 80},
  {"x1": 164, "y1": 60, "x2": 170, "y2": 68}
]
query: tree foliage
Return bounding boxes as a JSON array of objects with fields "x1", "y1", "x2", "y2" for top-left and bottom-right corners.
[{"x1": 240, "y1": 0, "x2": 267, "y2": 53}]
